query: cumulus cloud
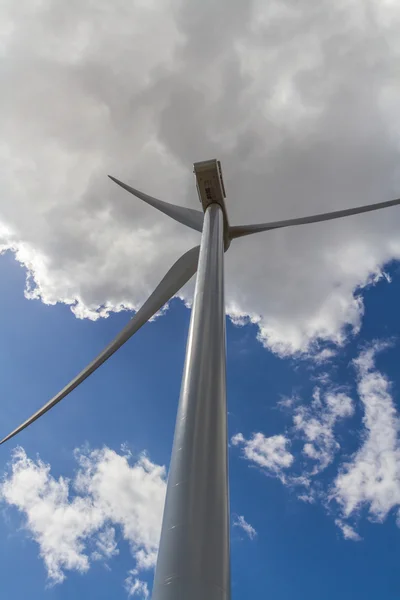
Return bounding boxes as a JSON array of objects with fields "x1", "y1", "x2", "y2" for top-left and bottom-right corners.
[
  {"x1": 0, "y1": 446, "x2": 166, "y2": 587},
  {"x1": 1, "y1": 444, "x2": 261, "y2": 594},
  {"x1": 231, "y1": 432, "x2": 294, "y2": 477},
  {"x1": 233, "y1": 515, "x2": 257, "y2": 540},
  {"x1": 1, "y1": 0, "x2": 400, "y2": 354}
]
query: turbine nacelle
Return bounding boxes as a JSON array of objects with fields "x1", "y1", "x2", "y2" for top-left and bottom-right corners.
[
  {"x1": 193, "y1": 158, "x2": 231, "y2": 249},
  {"x1": 193, "y1": 159, "x2": 227, "y2": 213}
]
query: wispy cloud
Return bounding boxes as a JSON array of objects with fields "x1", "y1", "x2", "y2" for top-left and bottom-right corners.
[
  {"x1": 309, "y1": 348, "x2": 338, "y2": 365},
  {"x1": 231, "y1": 342, "x2": 400, "y2": 541},
  {"x1": 233, "y1": 515, "x2": 257, "y2": 540},
  {"x1": 332, "y1": 343, "x2": 400, "y2": 523},
  {"x1": 276, "y1": 396, "x2": 297, "y2": 411},
  {"x1": 334, "y1": 519, "x2": 362, "y2": 542},
  {"x1": 232, "y1": 387, "x2": 354, "y2": 481},
  {"x1": 293, "y1": 389, "x2": 354, "y2": 474},
  {"x1": 124, "y1": 575, "x2": 150, "y2": 599}
]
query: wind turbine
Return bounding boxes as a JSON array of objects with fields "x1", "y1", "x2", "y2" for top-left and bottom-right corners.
[{"x1": 2, "y1": 159, "x2": 400, "y2": 600}]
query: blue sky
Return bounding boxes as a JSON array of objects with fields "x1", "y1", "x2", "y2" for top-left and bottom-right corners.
[
  {"x1": 2, "y1": 1, "x2": 400, "y2": 599},
  {"x1": 1, "y1": 249, "x2": 400, "y2": 600}
]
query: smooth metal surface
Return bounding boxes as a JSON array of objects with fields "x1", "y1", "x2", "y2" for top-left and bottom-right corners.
[
  {"x1": 0, "y1": 245, "x2": 200, "y2": 445},
  {"x1": 109, "y1": 175, "x2": 204, "y2": 233},
  {"x1": 152, "y1": 204, "x2": 230, "y2": 600},
  {"x1": 230, "y1": 196, "x2": 400, "y2": 239}
]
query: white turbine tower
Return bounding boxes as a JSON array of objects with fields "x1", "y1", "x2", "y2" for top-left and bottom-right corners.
[{"x1": 2, "y1": 159, "x2": 400, "y2": 600}]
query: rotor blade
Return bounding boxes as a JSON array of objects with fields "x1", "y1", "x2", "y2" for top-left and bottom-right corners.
[
  {"x1": 1, "y1": 245, "x2": 200, "y2": 445},
  {"x1": 230, "y1": 197, "x2": 400, "y2": 239},
  {"x1": 109, "y1": 175, "x2": 204, "y2": 233}
]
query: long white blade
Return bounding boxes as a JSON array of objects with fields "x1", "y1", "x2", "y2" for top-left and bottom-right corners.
[
  {"x1": 1, "y1": 246, "x2": 200, "y2": 445},
  {"x1": 230, "y1": 197, "x2": 400, "y2": 239},
  {"x1": 109, "y1": 175, "x2": 204, "y2": 233}
]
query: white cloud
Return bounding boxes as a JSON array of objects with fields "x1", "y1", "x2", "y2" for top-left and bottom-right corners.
[
  {"x1": 334, "y1": 519, "x2": 362, "y2": 542},
  {"x1": 276, "y1": 396, "x2": 297, "y2": 410},
  {"x1": 92, "y1": 527, "x2": 119, "y2": 561},
  {"x1": 233, "y1": 515, "x2": 257, "y2": 540},
  {"x1": 124, "y1": 575, "x2": 150, "y2": 599},
  {"x1": 293, "y1": 389, "x2": 354, "y2": 473},
  {"x1": 74, "y1": 448, "x2": 165, "y2": 563},
  {"x1": 235, "y1": 388, "x2": 354, "y2": 479},
  {"x1": 1, "y1": 0, "x2": 400, "y2": 354},
  {"x1": 310, "y1": 348, "x2": 337, "y2": 365},
  {"x1": 297, "y1": 493, "x2": 316, "y2": 504},
  {"x1": 232, "y1": 432, "x2": 294, "y2": 476},
  {"x1": 333, "y1": 343, "x2": 400, "y2": 523},
  {"x1": 0, "y1": 446, "x2": 166, "y2": 587},
  {"x1": 231, "y1": 343, "x2": 400, "y2": 540},
  {"x1": 0, "y1": 447, "x2": 103, "y2": 584}
]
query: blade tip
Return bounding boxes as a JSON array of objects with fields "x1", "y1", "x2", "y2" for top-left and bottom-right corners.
[{"x1": 108, "y1": 175, "x2": 125, "y2": 188}]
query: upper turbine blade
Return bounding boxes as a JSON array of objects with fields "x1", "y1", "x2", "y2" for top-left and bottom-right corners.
[
  {"x1": 230, "y1": 197, "x2": 400, "y2": 239},
  {"x1": 109, "y1": 175, "x2": 204, "y2": 233},
  {"x1": 0, "y1": 245, "x2": 200, "y2": 445}
]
